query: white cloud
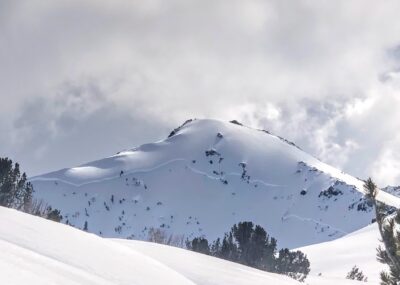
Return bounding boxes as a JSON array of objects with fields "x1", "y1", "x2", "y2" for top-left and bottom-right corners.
[
  {"x1": 372, "y1": 135, "x2": 400, "y2": 186},
  {"x1": 1, "y1": 0, "x2": 400, "y2": 185}
]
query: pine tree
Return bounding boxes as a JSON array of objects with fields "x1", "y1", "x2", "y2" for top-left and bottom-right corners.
[
  {"x1": 232, "y1": 221, "x2": 255, "y2": 265},
  {"x1": 0, "y1": 157, "x2": 33, "y2": 210},
  {"x1": 211, "y1": 237, "x2": 221, "y2": 256},
  {"x1": 346, "y1": 265, "x2": 368, "y2": 282},
  {"x1": 275, "y1": 249, "x2": 310, "y2": 282},
  {"x1": 187, "y1": 237, "x2": 210, "y2": 255},
  {"x1": 219, "y1": 232, "x2": 239, "y2": 261},
  {"x1": 365, "y1": 178, "x2": 400, "y2": 284}
]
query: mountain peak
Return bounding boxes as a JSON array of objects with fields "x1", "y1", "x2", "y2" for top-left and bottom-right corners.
[{"x1": 30, "y1": 118, "x2": 400, "y2": 248}]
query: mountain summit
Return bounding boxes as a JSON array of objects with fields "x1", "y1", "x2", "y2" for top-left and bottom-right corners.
[{"x1": 30, "y1": 119, "x2": 400, "y2": 248}]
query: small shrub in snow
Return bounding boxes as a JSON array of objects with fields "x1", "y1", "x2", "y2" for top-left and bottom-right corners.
[
  {"x1": 229, "y1": 120, "x2": 243, "y2": 126},
  {"x1": 205, "y1": 149, "x2": 220, "y2": 157},
  {"x1": 147, "y1": 227, "x2": 185, "y2": 247},
  {"x1": 45, "y1": 207, "x2": 63, "y2": 222},
  {"x1": 83, "y1": 221, "x2": 88, "y2": 231},
  {"x1": 318, "y1": 186, "x2": 343, "y2": 199}
]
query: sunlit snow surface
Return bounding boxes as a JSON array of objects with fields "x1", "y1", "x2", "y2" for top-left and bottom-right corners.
[
  {"x1": 30, "y1": 119, "x2": 400, "y2": 248},
  {"x1": 298, "y1": 223, "x2": 387, "y2": 283},
  {"x1": 0, "y1": 206, "x2": 381, "y2": 284},
  {"x1": 0, "y1": 206, "x2": 298, "y2": 285}
]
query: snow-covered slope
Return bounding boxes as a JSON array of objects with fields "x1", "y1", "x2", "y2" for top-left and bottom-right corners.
[
  {"x1": 30, "y1": 119, "x2": 400, "y2": 248},
  {"x1": 383, "y1": 185, "x2": 400, "y2": 198},
  {"x1": 0, "y1": 206, "x2": 195, "y2": 285},
  {"x1": 116, "y1": 237, "x2": 376, "y2": 285},
  {"x1": 0, "y1": 206, "x2": 299, "y2": 285},
  {"x1": 298, "y1": 222, "x2": 386, "y2": 283}
]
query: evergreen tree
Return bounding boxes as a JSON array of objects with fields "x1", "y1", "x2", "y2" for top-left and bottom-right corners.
[
  {"x1": 211, "y1": 237, "x2": 221, "y2": 256},
  {"x1": 0, "y1": 157, "x2": 33, "y2": 210},
  {"x1": 186, "y1": 237, "x2": 210, "y2": 255},
  {"x1": 219, "y1": 232, "x2": 239, "y2": 261},
  {"x1": 232, "y1": 221, "x2": 255, "y2": 265},
  {"x1": 346, "y1": 265, "x2": 368, "y2": 282},
  {"x1": 231, "y1": 222, "x2": 277, "y2": 270},
  {"x1": 365, "y1": 178, "x2": 400, "y2": 284},
  {"x1": 275, "y1": 249, "x2": 310, "y2": 282}
]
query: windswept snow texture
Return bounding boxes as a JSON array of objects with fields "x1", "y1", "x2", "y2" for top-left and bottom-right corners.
[
  {"x1": 31, "y1": 119, "x2": 400, "y2": 248},
  {"x1": 0, "y1": 206, "x2": 298, "y2": 285}
]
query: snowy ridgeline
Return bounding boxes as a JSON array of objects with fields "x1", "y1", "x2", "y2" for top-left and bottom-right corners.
[
  {"x1": 0, "y1": 206, "x2": 385, "y2": 285},
  {"x1": 383, "y1": 185, "x2": 400, "y2": 197},
  {"x1": 30, "y1": 119, "x2": 400, "y2": 249}
]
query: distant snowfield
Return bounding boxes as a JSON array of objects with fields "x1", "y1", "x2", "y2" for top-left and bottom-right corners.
[
  {"x1": 30, "y1": 119, "x2": 400, "y2": 249},
  {"x1": 0, "y1": 206, "x2": 381, "y2": 284}
]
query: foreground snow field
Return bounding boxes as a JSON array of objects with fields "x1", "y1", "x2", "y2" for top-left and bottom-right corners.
[
  {"x1": 0, "y1": 206, "x2": 299, "y2": 285},
  {"x1": 0, "y1": 206, "x2": 387, "y2": 284},
  {"x1": 30, "y1": 119, "x2": 400, "y2": 249},
  {"x1": 116, "y1": 238, "x2": 377, "y2": 285}
]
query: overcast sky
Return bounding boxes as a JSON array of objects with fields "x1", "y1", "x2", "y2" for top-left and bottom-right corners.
[{"x1": 2, "y1": 0, "x2": 400, "y2": 186}]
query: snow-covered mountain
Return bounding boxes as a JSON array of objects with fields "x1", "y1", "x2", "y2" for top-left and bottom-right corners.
[
  {"x1": 383, "y1": 185, "x2": 400, "y2": 198},
  {"x1": 30, "y1": 119, "x2": 400, "y2": 248}
]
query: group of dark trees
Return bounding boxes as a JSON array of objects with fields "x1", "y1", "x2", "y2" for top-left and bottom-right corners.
[
  {"x1": 186, "y1": 221, "x2": 310, "y2": 282},
  {"x1": 365, "y1": 178, "x2": 400, "y2": 285},
  {"x1": 0, "y1": 157, "x2": 62, "y2": 222},
  {"x1": 0, "y1": 157, "x2": 33, "y2": 211}
]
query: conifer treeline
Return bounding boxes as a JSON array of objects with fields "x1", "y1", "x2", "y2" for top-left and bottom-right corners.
[
  {"x1": 186, "y1": 221, "x2": 310, "y2": 282},
  {"x1": 0, "y1": 157, "x2": 62, "y2": 222}
]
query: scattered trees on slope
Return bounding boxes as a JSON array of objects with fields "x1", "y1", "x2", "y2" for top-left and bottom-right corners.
[
  {"x1": 365, "y1": 178, "x2": 400, "y2": 285},
  {"x1": 186, "y1": 221, "x2": 310, "y2": 282}
]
